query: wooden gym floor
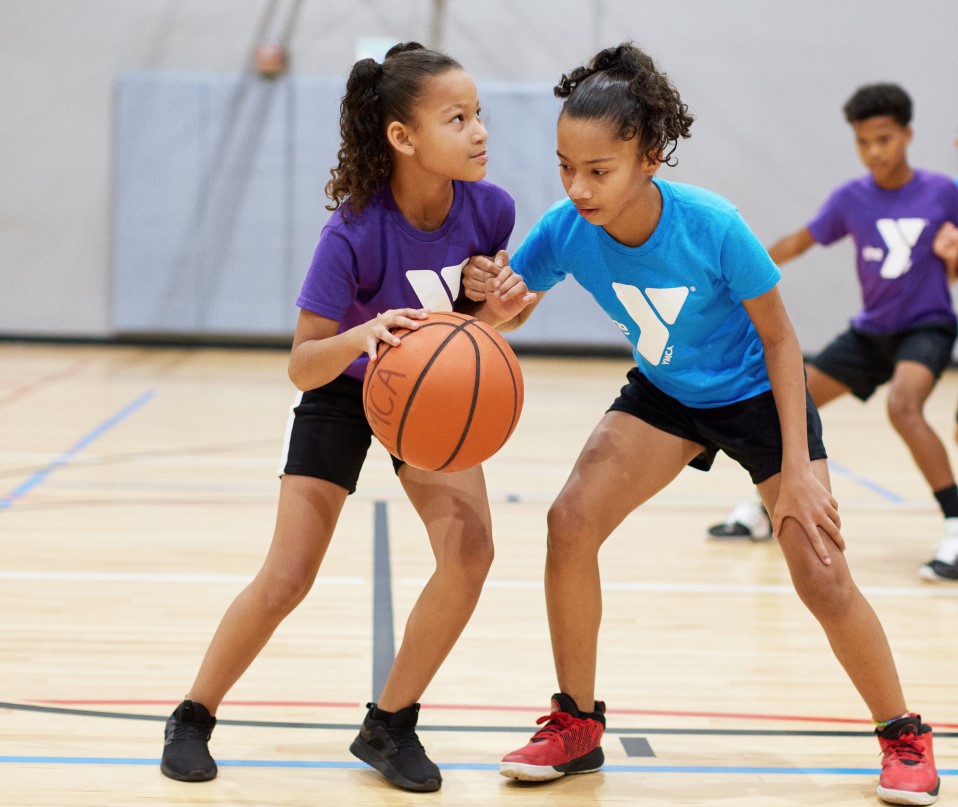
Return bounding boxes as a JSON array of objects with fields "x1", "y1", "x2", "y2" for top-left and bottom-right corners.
[{"x1": 1, "y1": 342, "x2": 956, "y2": 806}]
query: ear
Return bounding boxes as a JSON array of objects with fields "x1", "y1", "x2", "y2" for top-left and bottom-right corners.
[
  {"x1": 642, "y1": 151, "x2": 662, "y2": 177},
  {"x1": 386, "y1": 120, "x2": 415, "y2": 156},
  {"x1": 903, "y1": 124, "x2": 914, "y2": 146}
]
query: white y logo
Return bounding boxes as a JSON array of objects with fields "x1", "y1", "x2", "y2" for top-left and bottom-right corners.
[
  {"x1": 612, "y1": 283, "x2": 689, "y2": 365},
  {"x1": 873, "y1": 218, "x2": 926, "y2": 279},
  {"x1": 405, "y1": 259, "x2": 466, "y2": 311}
]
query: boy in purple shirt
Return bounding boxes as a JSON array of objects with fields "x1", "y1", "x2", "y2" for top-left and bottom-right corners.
[{"x1": 708, "y1": 84, "x2": 958, "y2": 584}]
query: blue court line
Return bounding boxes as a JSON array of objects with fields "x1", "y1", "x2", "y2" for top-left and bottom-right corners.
[
  {"x1": 1, "y1": 756, "x2": 956, "y2": 776},
  {"x1": 0, "y1": 390, "x2": 155, "y2": 510},
  {"x1": 827, "y1": 459, "x2": 906, "y2": 504},
  {"x1": 371, "y1": 499, "x2": 395, "y2": 703}
]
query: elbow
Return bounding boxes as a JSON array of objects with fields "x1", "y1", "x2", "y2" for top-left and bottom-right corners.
[{"x1": 287, "y1": 359, "x2": 309, "y2": 392}]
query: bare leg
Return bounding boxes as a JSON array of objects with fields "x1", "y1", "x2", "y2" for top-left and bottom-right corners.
[
  {"x1": 376, "y1": 463, "x2": 494, "y2": 712},
  {"x1": 885, "y1": 361, "x2": 954, "y2": 492},
  {"x1": 757, "y1": 461, "x2": 906, "y2": 721},
  {"x1": 545, "y1": 412, "x2": 704, "y2": 713},
  {"x1": 187, "y1": 474, "x2": 346, "y2": 713},
  {"x1": 804, "y1": 364, "x2": 851, "y2": 408}
]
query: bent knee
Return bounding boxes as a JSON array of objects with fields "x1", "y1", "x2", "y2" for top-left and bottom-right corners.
[
  {"x1": 255, "y1": 568, "x2": 314, "y2": 619},
  {"x1": 438, "y1": 528, "x2": 494, "y2": 587},
  {"x1": 792, "y1": 567, "x2": 856, "y2": 614},
  {"x1": 886, "y1": 395, "x2": 925, "y2": 432},
  {"x1": 546, "y1": 498, "x2": 602, "y2": 557}
]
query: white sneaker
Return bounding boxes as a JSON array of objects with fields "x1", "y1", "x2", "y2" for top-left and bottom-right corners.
[{"x1": 706, "y1": 500, "x2": 772, "y2": 541}]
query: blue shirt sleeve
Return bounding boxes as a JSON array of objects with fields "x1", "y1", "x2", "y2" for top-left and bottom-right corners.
[
  {"x1": 720, "y1": 210, "x2": 782, "y2": 301},
  {"x1": 511, "y1": 204, "x2": 570, "y2": 292}
]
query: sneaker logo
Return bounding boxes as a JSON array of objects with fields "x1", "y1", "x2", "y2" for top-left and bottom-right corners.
[
  {"x1": 611, "y1": 283, "x2": 690, "y2": 365},
  {"x1": 405, "y1": 260, "x2": 466, "y2": 311},
  {"x1": 867, "y1": 218, "x2": 927, "y2": 279}
]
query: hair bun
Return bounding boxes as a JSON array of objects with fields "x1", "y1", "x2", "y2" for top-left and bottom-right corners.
[{"x1": 385, "y1": 41, "x2": 426, "y2": 59}]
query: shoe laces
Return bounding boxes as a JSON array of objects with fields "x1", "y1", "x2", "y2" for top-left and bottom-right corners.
[
  {"x1": 883, "y1": 729, "x2": 927, "y2": 766},
  {"x1": 170, "y1": 718, "x2": 212, "y2": 743},
  {"x1": 530, "y1": 709, "x2": 579, "y2": 742},
  {"x1": 386, "y1": 725, "x2": 426, "y2": 751}
]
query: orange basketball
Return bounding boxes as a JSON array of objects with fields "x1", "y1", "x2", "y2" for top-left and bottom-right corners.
[{"x1": 363, "y1": 311, "x2": 524, "y2": 473}]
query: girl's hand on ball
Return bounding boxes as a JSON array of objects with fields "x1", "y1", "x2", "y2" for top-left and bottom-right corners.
[{"x1": 363, "y1": 308, "x2": 430, "y2": 360}]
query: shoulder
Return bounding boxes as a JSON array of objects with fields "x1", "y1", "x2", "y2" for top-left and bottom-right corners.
[
  {"x1": 660, "y1": 180, "x2": 741, "y2": 228},
  {"x1": 461, "y1": 179, "x2": 515, "y2": 211},
  {"x1": 536, "y1": 197, "x2": 579, "y2": 226},
  {"x1": 912, "y1": 169, "x2": 958, "y2": 194}
]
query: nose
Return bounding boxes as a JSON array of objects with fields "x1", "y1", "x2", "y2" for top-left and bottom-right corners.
[
  {"x1": 568, "y1": 174, "x2": 591, "y2": 200},
  {"x1": 472, "y1": 117, "x2": 487, "y2": 143}
]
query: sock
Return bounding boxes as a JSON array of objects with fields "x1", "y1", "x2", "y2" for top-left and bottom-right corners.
[
  {"x1": 369, "y1": 704, "x2": 394, "y2": 722},
  {"x1": 933, "y1": 484, "x2": 958, "y2": 518},
  {"x1": 874, "y1": 712, "x2": 911, "y2": 731},
  {"x1": 934, "y1": 528, "x2": 958, "y2": 563}
]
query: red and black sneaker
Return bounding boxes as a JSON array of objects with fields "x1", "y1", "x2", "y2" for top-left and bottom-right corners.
[
  {"x1": 500, "y1": 692, "x2": 606, "y2": 781},
  {"x1": 876, "y1": 713, "x2": 940, "y2": 805}
]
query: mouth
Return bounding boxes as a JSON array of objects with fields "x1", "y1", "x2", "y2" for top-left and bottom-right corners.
[
  {"x1": 575, "y1": 206, "x2": 598, "y2": 219},
  {"x1": 471, "y1": 151, "x2": 488, "y2": 164}
]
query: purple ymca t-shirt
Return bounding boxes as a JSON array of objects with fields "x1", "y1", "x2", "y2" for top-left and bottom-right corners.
[
  {"x1": 297, "y1": 180, "x2": 515, "y2": 381},
  {"x1": 807, "y1": 169, "x2": 958, "y2": 333}
]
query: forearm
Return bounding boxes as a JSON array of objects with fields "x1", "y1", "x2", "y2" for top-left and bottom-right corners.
[
  {"x1": 763, "y1": 326, "x2": 811, "y2": 473},
  {"x1": 767, "y1": 228, "x2": 815, "y2": 266},
  {"x1": 288, "y1": 330, "x2": 363, "y2": 391}
]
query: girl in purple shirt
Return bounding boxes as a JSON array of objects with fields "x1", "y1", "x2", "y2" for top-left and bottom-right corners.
[{"x1": 159, "y1": 42, "x2": 531, "y2": 793}]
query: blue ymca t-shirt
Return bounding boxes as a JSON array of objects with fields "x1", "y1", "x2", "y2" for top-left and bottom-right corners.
[{"x1": 512, "y1": 178, "x2": 781, "y2": 407}]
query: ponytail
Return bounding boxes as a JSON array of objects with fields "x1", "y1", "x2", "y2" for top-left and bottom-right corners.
[{"x1": 326, "y1": 42, "x2": 462, "y2": 216}]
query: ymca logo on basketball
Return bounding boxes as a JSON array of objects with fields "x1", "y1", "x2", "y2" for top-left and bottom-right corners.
[
  {"x1": 363, "y1": 312, "x2": 523, "y2": 473},
  {"x1": 866, "y1": 217, "x2": 927, "y2": 278},
  {"x1": 404, "y1": 260, "x2": 467, "y2": 311},
  {"x1": 610, "y1": 282, "x2": 690, "y2": 365}
]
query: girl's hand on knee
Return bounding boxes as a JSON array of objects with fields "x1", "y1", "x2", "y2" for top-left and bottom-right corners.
[{"x1": 773, "y1": 471, "x2": 843, "y2": 564}]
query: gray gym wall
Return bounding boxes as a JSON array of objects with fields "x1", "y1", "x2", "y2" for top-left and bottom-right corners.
[{"x1": 2, "y1": 0, "x2": 957, "y2": 354}]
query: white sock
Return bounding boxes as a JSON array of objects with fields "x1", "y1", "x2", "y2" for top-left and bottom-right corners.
[{"x1": 934, "y1": 522, "x2": 958, "y2": 563}]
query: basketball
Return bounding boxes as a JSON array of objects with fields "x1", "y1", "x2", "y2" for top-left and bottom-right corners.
[{"x1": 363, "y1": 311, "x2": 524, "y2": 473}]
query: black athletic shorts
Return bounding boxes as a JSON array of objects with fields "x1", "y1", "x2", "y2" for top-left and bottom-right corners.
[
  {"x1": 608, "y1": 368, "x2": 827, "y2": 485},
  {"x1": 811, "y1": 323, "x2": 956, "y2": 401},
  {"x1": 279, "y1": 375, "x2": 403, "y2": 494}
]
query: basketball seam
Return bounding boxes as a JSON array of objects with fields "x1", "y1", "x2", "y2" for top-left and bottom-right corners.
[
  {"x1": 465, "y1": 321, "x2": 522, "y2": 446},
  {"x1": 395, "y1": 321, "x2": 471, "y2": 467},
  {"x1": 435, "y1": 326, "x2": 481, "y2": 471}
]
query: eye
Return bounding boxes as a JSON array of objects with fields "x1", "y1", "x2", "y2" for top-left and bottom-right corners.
[
  {"x1": 452, "y1": 113, "x2": 465, "y2": 123},
  {"x1": 592, "y1": 169, "x2": 608, "y2": 176},
  {"x1": 557, "y1": 162, "x2": 570, "y2": 171}
]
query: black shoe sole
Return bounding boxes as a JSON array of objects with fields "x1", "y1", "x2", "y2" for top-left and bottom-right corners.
[
  {"x1": 160, "y1": 760, "x2": 217, "y2": 782},
  {"x1": 349, "y1": 736, "x2": 441, "y2": 792},
  {"x1": 556, "y1": 745, "x2": 605, "y2": 775}
]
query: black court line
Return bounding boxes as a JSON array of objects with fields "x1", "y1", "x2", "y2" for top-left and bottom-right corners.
[
  {"x1": 372, "y1": 500, "x2": 394, "y2": 703},
  {"x1": 6, "y1": 702, "x2": 957, "y2": 738}
]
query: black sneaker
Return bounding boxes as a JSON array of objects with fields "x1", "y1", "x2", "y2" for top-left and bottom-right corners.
[
  {"x1": 349, "y1": 702, "x2": 441, "y2": 792},
  {"x1": 919, "y1": 559, "x2": 958, "y2": 582},
  {"x1": 161, "y1": 700, "x2": 218, "y2": 782}
]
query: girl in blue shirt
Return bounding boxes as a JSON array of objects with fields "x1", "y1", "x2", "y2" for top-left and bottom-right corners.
[{"x1": 471, "y1": 42, "x2": 939, "y2": 806}]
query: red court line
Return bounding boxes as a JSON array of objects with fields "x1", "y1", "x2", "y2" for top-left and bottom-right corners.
[
  {"x1": 0, "y1": 361, "x2": 87, "y2": 409},
  {"x1": 36, "y1": 699, "x2": 956, "y2": 728}
]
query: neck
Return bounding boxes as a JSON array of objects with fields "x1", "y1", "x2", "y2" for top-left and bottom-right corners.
[
  {"x1": 603, "y1": 179, "x2": 663, "y2": 248},
  {"x1": 390, "y1": 162, "x2": 455, "y2": 231},
  {"x1": 875, "y1": 164, "x2": 914, "y2": 190}
]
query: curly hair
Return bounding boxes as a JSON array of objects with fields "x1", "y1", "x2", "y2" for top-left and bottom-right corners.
[
  {"x1": 554, "y1": 42, "x2": 693, "y2": 166},
  {"x1": 325, "y1": 42, "x2": 462, "y2": 217},
  {"x1": 843, "y1": 83, "x2": 912, "y2": 127}
]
